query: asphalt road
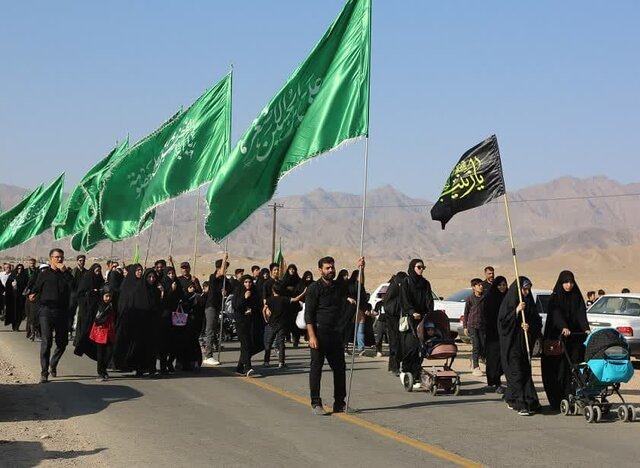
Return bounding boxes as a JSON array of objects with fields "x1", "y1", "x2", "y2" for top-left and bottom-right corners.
[{"x1": 2, "y1": 329, "x2": 640, "y2": 467}]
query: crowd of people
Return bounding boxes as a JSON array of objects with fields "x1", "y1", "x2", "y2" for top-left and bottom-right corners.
[{"x1": 0, "y1": 250, "x2": 634, "y2": 416}]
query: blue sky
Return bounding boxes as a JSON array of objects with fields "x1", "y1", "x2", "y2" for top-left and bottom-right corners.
[{"x1": 1, "y1": 0, "x2": 638, "y2": 201}]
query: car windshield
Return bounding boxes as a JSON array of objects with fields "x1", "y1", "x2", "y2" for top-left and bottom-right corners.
[
  {"x1": 589, "y1": 296, "x2": 640, "y2": 317},
  {"x1": 445, "y1": 289, "x2": 471, "y2": 302},
  {"x1": 377, "y1": 285, "x2": 388, "y2": 297}
]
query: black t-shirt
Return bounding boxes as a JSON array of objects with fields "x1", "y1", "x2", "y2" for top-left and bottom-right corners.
[
  {"x1": 206, "y1": 274, "x2": 226, "y2": 309},
  {"x1": 266, "y1": 295, "x2": 291, "y2": 327},
  {"x1": 304, "y1": 279, "x2": 348, "y2": 332},
  {"x1": 262, "y1": 278, "x2": 276, "y2": 302}
]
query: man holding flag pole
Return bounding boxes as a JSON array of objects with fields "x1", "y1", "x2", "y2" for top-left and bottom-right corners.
[{"x1": 431, "y1": 134, "x2": 542, "y2": 415}]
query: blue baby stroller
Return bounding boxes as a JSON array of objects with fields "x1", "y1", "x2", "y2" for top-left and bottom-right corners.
[{"x1": 559, "y1": 328, "x2": 636, "y2": 423}]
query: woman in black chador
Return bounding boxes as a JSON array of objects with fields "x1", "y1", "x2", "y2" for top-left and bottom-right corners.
[
  {"x1": 498, "y1": 276, "x2": 542, "y2": 416},
  {"x1": 232, "y1": 274, "x2": 263, "y2": 376},
  {"x1": 113, "y1": 265, "x2": 159, "y2": 375},
  {"x1": 4, "y1": 264, "x2": 28, "y2": 331},
  {"x1": 542, "y1": 270, "x2": 590, "y2": 410},
  {"x1": 398, "y1": 259, "x2": 433, "y2": 385},
  {"x1": 484, "y1": 276, "x2": 508, "y2": 392},
  {"x1": 73, "y1": 263, "x2": 104, "y2": 360},
  {"x1": 159, "y1": 267, "x2": 183, "y2": 374}
]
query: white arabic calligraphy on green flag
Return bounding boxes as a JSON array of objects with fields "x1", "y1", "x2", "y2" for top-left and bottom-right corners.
[
  {"x1": 53, "y1": 139, "x2": 129, "y2": 240},
  {"x1": 100, "y1": 73, "x2": 232, "y2": 242},
  {"x1": 0, "y1": 185, "x2": 43, "y2": 237},
  {"x1": 0, "y1": 174, "x2": 64, "y2": 251},
  {"x1": 205, "y1": 0, "x2": 371, "y2": 241}
]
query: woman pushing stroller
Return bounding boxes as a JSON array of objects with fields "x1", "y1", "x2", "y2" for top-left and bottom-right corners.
[{"x1": 398, "y1": 259, "x2": 434, "y2": 387}]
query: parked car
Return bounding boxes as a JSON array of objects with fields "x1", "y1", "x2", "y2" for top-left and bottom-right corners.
[
  {"x1": 587, "y1": 293, "x2": 640, "y2": 358},
  {"x1": 456, "y1": 288, "x2": 552, "y2": 345},
  {"x1": 368, "y1": 282, "x2": 457, "y2": 336}
]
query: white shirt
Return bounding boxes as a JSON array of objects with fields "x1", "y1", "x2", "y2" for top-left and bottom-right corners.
[{"x1": 0, "y1": 271, "x2": 10, "y2": 287}]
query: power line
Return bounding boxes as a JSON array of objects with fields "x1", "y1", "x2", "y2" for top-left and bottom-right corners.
[{"x1": 256, "y1": 191, "x2": 640, "y2": 211}]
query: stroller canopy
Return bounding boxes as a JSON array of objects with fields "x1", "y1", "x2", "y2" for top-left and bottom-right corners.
[{"x1": 584, "y1": 328, "x2": 629, "y2": 362}]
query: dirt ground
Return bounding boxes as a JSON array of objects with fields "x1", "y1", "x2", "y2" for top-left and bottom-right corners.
[{"x1": 0, "y1": 339, "x2": 107, "y2": 468}]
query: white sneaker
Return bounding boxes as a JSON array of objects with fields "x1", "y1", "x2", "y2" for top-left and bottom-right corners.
[
  {"x1": 376, "y1": 352, "x2": 383, "y2": 358},
  {"x1": 202, "y1": 357, "x2": 221, "y2": 366},
  {"x1": 472, "y1": 367, "x2": 483, "y2": 377},
  {"x1": 246, "y1": 368, "x2": 255, "y2": 377}
]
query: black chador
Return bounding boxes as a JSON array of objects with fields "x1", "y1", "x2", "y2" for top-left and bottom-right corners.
[
  {"x1": 498, "y1": 277, "x2": 542, "y2": 413},
  {"x1": 542, "y1": 270, "x2": 589, "y2": 410}
]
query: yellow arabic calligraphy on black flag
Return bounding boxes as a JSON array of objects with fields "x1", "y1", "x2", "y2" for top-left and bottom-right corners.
[{"x1": 430, "y1": 135, "x2": 505, "y2": 229}]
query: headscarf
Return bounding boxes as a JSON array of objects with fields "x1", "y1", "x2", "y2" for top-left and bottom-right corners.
[
  {"x1": 282, "y1": 264, "x2": 301, "y2": 289},
  {"x1": 301, "y1": 271, "x2": 314, "y2": 287},
  {"x1": 117, "y1": 264, "x2": 144, "y2": 315},
  {"x1": 485, "y1": 275, "x2": 508, "y2": 314},
  {"x1": 407, "y1": 258, "x2": 424, "y2": 280},
  {"x1": 78, "y1": 263, "x2": 105, "y2": 294},
  {"x1": 544, "y1": 270, "x2": 588, "y2": 337},
  {"x1": 500, "y1": 276, "x2": 534, "y2": 316}
]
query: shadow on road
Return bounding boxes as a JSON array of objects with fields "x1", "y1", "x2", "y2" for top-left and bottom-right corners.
[
  {"x1": 0, "y1": 381, "x2": 143, "y2": 423},
  {"x1": 0, "y1": 440, "x2": 106, "y2": 468}
]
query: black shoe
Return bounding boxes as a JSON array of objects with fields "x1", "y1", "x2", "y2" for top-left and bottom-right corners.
[
  {"x1": 333, "y1": 404, "x2": 357, "y2": 414},
  {"x1": 40, "y1": 376, "x2": 49, "y2": 384},
  {"x1": 50, "y1": 367, "x2": 57, "y2": 378}
]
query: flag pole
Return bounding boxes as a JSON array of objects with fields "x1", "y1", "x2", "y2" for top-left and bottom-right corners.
[
  {"x1": 192, "y1": 187, "x2": 201, "y2": 275},
  {"x1": 216, "y1": 238, "x2": 230, "y2": 364},
  {"x1": 169, "y1": 198, "x2": 177, "y2": 257},
  {"x1": 143, "y1": 223, "x2": 154, "y2": 269},
  {"x1": 110, "y1": 241, "x2": 114, "y2": 262},
  {"x1": 346, "y1": 137, "x2": 370, "y2": 413},
  {"x1": 503, "y1": 192, "x2": 531, "y2": 358}
]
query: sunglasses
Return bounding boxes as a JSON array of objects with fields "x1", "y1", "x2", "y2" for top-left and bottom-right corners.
[{"x1": 415, "y1": 265, "x2": 425, "y2": 270}]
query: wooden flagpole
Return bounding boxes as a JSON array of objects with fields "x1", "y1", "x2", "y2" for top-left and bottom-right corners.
[
  {"x1": 503, "y1": 192, "x2": 531, "y2": 358},
  {"x1": 168, "y1": 199, "x2": 177, "y2": 257}
]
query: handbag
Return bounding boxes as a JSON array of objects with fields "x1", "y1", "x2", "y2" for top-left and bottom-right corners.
[
  {"x1": 171, "y1": 304, "x2": 189, "y2": 327},
  {"x1": 296, "y1": 309, "x2": 307, "y2": 330},
  {"x1": 542, "y1": 338, "x2": 564, "y2": 356},
  {"x1": 399, "y1": 316, "x2": 409, "y2": 332}
]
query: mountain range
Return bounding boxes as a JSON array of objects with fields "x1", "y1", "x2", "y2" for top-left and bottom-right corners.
[{"x1": 1, "y1": 176, "x2": 639, "y2": 264}]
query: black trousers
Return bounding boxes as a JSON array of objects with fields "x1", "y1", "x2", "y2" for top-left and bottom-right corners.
[
  {"x1": 386, "y1": 316, "x2": 401, "y2": 372},
  {"x1": 309, "y1": 329, "x2": 346, "y2": 407},
  {"x1": 97, "y1": 343, "x2": 112, "y2": 377},
  {"x1": 39, "y1": 306, "x2": 69, "y2": 378},
  {"x1": 264, "y1": 323, "x2": 286, "y2": 364}
]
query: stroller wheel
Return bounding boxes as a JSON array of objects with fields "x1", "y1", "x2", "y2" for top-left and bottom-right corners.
[
  {"x1": 627, "y1": 405, "x2": 635, "y2": 422},
  {"x1": 593, "y1": 405, "x2": 602, "y2": 423},
  {"x1": 430, "y1": 384, "x2": 438, "y2": 396},
  {"x1": 453, "y1": 382, "x2": 461, "y2": 396},
  {"x1": 617, "y1": 405, "x2": 629, "y2": 422},
  {"x1": 403, "y1": 373, "x2": 414, "y2": 392},
  {"x1": 560, "y1": 399, "x2": 571, "y2": 416},
  {"x1": 584, "y1": 406, "x2": 595, "y2": 423}
]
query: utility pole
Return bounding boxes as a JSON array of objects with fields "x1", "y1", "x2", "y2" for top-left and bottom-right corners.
[{"x1": 268, "y1": 203, "x2": 284, "y2": 262}]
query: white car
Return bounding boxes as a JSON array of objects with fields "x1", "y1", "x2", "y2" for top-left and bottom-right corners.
[
  {"x1": 587, "y1": 293, "x2": 640, "y2": 358},
  {"x1": 453, "y1": 288, "x2": 552, "y2": 344},
  {"x1": 368, "y1": 282, "x2": 460, "y2": 338}
]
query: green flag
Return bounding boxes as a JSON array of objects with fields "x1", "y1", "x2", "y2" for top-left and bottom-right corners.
[
  {"x1": 0, "y1": 185, "x2": 44, "y2": 235},
  {"x1": 274, "y1": 239, "x2": 286, "y2": 279},
  {"x1": 53, "y1": 139, "x2": 129, "y2": 240},
  {"x1": 205, "y1": 0, "x2": 370, "y2": 241},
  {"x1": 0, "y1": 174, "x2": 64, "y2": 251},
  {"x1": 132, "y1": 241, "x2": 140, "y2": 264},
  {"x1": 100, "y1": 73, "x2": 232, "y2": 242}
]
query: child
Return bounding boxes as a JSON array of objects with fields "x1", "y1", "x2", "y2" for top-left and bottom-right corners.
[
  {"x1": 263, "y1": 281, "x2": 303, "y2": 368},
  {"x1": 463, "y1": 278, "x2": 485, "y2": 377},
  {"x1": 423, "y1": 322, "x2": 443, "y2": 355},
  {"x1": 89, "y1": 287, "x2": 116, "y2": 382}
]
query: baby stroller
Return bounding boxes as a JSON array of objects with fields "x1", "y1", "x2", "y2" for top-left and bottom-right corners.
[
  {"x1": 559, "y1": 328, "x2": 636, "y2": 423},
  {"x1": 402, "y1": 310, "x2": 461, "y2": 396}
]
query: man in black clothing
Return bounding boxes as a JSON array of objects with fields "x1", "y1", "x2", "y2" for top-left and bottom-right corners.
[
  {"x1": 481, "y1": 266, "x2": 495, "y2": 294},
  {"x1": 30, "y1": 248, "x2": 73, "y2": 383},
  {"x1": 178, "y1": 261, "x2": 202, "y2": 294},
  {"x1": 202, "y1": 254, "x2": 229, "y2": 366},
  {"x1": 68, "y1": 254, "x2": 87, "y2": 334},
  {"x1": 305, "y1": 256, "x2": 364, "y2": 415}
]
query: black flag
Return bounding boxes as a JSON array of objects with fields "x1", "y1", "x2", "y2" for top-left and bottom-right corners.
[{"x1": 430, "y1": 135, "x2": 505, "y2": 229}]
